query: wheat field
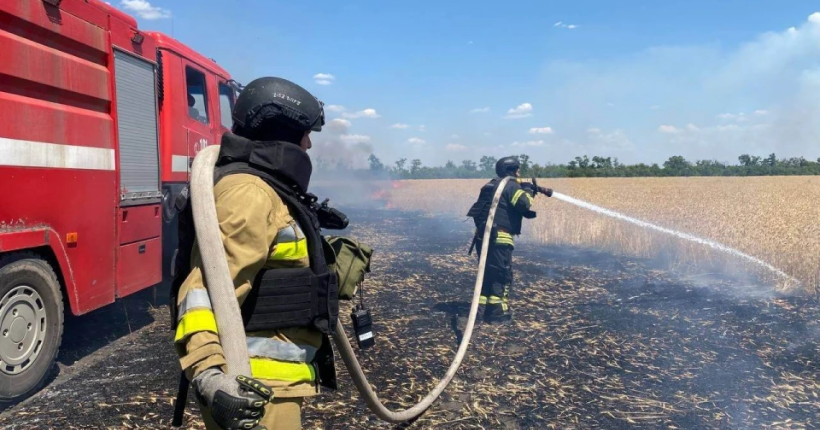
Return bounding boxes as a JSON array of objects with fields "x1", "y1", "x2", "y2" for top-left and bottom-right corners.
[{"x1": 386, "y1": 176, "x2": 820, "y2": 294}]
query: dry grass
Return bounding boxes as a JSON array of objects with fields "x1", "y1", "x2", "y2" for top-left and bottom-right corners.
[{"x1": 386, "y1": 176, "x2": 820, "y2": 294}]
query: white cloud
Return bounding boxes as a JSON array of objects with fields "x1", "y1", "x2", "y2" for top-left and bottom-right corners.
[
  {"x1": 716, "y1": 124, "x2": 742, "y2": 132},
  {"x1": 451, "y1": 134, "x2": 460, "y2": 139},
  {"x1": 586, "y1": 127, "x2": 601, "y2": 134},
  {"x1": 717, "y1": 112, "x2": 749, "y2": 122},
  {"x1": 554, "y1": 21, "x2": 578, "y2": 30},
  {"x1": 407, "y1": 137, "x2": 426, "y2": 145},
  {"x1": 504, "y1": 102, "x2": 533, "y2": 119},
  {"x1": 658, "y1": 125, "x2": 680, "y2": 134},
  {"x1": 650, "y1": 105, "x2": 661, "y2": 110},
  {"x1": 390, "y1": 123, "x2": 409, "y2": 129},
  {"x1": 483, "y1": 132, "x2": 491, "y2": 136},
  {"x1": 120, "y1": 0, "x2": 171, "y2": 19},
  {"x1": 754, "y1": 109, "x2": 769, "y2": 115},
  {"x1": 445, "y1": 143, "x2": 467, "y2": 152},
  {"x1": 529, "y1": 127, "x2": 554, "y2": 134},
  {"x1": 810, "y1": 12, "x2": 820, "y2": 24},
  {"x1": 326, "y1": 118, "x2": 351, "y2": 133},
  {"x1": 313, "y1": 73, "x2": 335, "y2": 86},
  {"x1": 511, "y1": 140, "x2": 544, "y2": 147},
  {"x1": 418, "y1": 125, "x2": 426, "y2": 132},
  {"x1": 326, "y1": 105, "x2": 346, "y2": 113},
  {"x1": 339, "y1": 134, "x2": 371, "y2": 144},
  {"x1": 342, "y1": 108, "x2": 380, "y2": 119},
  {"x1": 687, "y1": 123, "x2": 700, "y2": 132},
  {"x1": 470, "y1": 107, "x2": 490, "y2": 114}
]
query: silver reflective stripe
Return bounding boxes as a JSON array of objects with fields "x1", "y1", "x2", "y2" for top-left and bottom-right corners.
[
  {"x1": 276, "y1": 225, "x2": 297, "y2": 243},
  {"x1": 178, "y1": 289, "x2": 213, "y2": 321},
  {"x1": 293, "y1": 223, "x2": 305, "y2": 240},
  {"x1": 247, "y1": 337, "x2": 317, "y2": 363}
]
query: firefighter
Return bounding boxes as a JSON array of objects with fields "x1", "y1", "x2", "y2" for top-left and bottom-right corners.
[
  {"x1": 172, "y1": 77, "x2": 336, "y2": 430},
  {"x1": 466, "y1": 157, "x2": 551, "y2": 324}
]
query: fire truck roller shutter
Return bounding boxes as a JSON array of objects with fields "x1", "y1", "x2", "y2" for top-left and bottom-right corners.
[{"x1": 113, "y1": 50, "x2": 161, "y2": 204}]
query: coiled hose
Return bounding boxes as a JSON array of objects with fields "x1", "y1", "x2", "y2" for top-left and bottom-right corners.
[{"x1": 191, "y1": 145, "x2": 510, "y2": 422}]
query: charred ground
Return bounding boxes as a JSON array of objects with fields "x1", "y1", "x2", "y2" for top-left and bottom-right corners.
[{"x1": 0, "y1": 208, "x2": 817, "y2": 429}]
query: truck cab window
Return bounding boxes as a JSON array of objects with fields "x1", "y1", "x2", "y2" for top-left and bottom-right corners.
[
  {"x1": 185, "y1": 67, "x2": 209, "y2": 124},
  {"x1": 218, "y1": 83, "x2": 235, "y2": 129}
]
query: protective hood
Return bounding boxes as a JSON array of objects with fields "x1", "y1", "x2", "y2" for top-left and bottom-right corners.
[{"x1": 216, "y1": 132, "x2": 313, "y2": 192}]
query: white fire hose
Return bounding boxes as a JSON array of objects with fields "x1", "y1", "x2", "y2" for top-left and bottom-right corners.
[{"x1": 190, "y1": 145, "x2": 510, "y2": 423}]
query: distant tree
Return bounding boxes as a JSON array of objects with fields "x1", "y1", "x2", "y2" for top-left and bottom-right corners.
[
  {"x1": 479, "y1": 155, "x2": 497, "y2": 172},
  {"x1": 738, "y1": 154, "x2": 762, "y2": 167},
  {"x1": 410, "y1": 159, "x2": 422, "y2": 175},
  {"x1": 445, "y1": 160, "x2": 456, "y2": 169},
  {"x1": 518, "y1": 154, "x2": 531, "y2": 175},
  {"x1": 663, "y1": 155, "x2": 690, "y2": 171},
  {"x1": 394, "y1": 158, "x2": 407, "y2": 172},
  {"x1": 461, "y1": 159, "x2": 477, "y2": 171},
  {"x1": 368, "y1": 154, "x2": 384, "y2": 171}
]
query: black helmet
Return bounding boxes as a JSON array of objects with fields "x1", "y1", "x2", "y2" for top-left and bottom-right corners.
[
  {"x1": 495, "y1": 156, "x2": 520, "y2": 177},
  {"x1": 232, "y1": 77, "x2": 325, "y2": 136}
]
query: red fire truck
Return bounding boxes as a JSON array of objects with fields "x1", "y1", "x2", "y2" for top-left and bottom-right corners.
[{"x1": 0, "y1": 0, "x2": 238, "y2": 400}]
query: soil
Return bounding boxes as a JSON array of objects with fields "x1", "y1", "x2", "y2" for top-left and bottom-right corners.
[{"x1": 0, "y1": 208, "x2": 817, "y2": 429}]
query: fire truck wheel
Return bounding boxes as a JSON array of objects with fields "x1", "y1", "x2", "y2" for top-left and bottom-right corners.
[{"x1": 0, "y1": 253, "x2": 64, "y2": 401}]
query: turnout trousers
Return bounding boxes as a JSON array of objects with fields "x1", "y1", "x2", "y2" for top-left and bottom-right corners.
[
  {"x1": 475, "y1": 239, "x2": 514, "y2": 323},
  {"x1": 200, "y1": 397, "x2": 303, "y2": 430}
]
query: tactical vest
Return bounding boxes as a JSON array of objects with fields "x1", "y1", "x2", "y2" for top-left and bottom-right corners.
[
  {"x1": 466, "y1": 177, "x2": 524, "y2": 237},
  {"x1": 170, "y1": 133, "x2": 339, "y2": 336}
]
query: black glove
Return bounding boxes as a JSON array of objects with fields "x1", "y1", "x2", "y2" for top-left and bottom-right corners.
[
  {"x1": 523, "y1": 210, "x2": 537, "y2": 219},
  {"x1": 314, "y1": 199, "x2": 349, "y2": 230},
  {"x1": 193, "y1": 368, "x2": 274, "y2": 430},
  {"x1": 520, "y1": 182, "x2": 537, "y2": 196}
]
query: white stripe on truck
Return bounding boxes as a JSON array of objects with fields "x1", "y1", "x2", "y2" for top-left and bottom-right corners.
[
  {"x1": 0, "y1": 137, "x2": 116, "y2": 171},
  {"x1": 171, "y1": 155, "x2": 190, "y2": 173}
]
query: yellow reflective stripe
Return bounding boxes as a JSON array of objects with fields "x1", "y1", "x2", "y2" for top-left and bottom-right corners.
[
  {"x1": 497, "y1": 232, "x2": 513, "y2": 241},
  {"x1": 488, "y1": 296, "x2": 503, "y2": 304},
  {"x1": 271, "y1": 238, "x2": 308, "y2": 261},
  {"x1": 495, "y1": 232, "x2": 514, "y2": 246},
  {"x1": 511, "y1": 189, "x2": 526, "y2": 206},
  {"x1": 174, "y1": 309, "x2": 218, "y2": 342},
  {"x1": 479, "y1": 296, "x2": 488, "y2": 305},
  {"x1": 525, "y1": 193, "x2": 534, "y2": 204},
  {"x1": 250, "y1": 358, "x2": 316, "y2": 383}
]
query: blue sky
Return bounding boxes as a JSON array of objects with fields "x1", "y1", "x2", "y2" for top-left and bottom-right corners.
[{"x1": 121, "y1": 0, "x2": 820, "y2": 168}]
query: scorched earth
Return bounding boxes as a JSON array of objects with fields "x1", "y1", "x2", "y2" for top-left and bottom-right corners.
[{"x1": 0, "y1": 207, "x2": 817, "y2": 429}]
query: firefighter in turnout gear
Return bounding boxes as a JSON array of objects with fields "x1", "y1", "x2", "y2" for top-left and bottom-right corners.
[
  {"x1": 171, "y1": 77, "x2": 336, "y2": 430},
  {"x1": 466, "y1": 157, "x2": 552, "y2": 324}
]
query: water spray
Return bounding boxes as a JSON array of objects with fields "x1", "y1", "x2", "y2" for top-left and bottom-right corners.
[
  {"x1": 551, "y1": 192, "x2": 799, "y2": 286},
  {"x1": 190, "y1": 145, "x2": 511, "y2": 424}
]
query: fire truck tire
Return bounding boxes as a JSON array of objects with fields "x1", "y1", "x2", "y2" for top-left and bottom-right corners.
[{"x1": 0, "y1": 253, "x2": 64, "y2": 401}]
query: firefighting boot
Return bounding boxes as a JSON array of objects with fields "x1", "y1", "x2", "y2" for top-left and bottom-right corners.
[{"x1": 483, "y1": 303, "x2": 512, "y2": 325}]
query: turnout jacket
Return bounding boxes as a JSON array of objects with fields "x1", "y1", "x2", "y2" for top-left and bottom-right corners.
[
  {"x1": 173, "y1": 172, "x2": 333, "y2": 398},
  {"x1": 467, "y1": 177, "x2": 535, "y2": 247}
]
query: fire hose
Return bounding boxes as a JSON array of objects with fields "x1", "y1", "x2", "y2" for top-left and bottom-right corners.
[{"x1": 190, "y1": 145, "x2": 511, "y2": 423}]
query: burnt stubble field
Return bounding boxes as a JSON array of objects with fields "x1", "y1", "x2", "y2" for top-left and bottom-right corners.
[{"x1": 0, "y1": 207, "x2": 817, "y2": 429}]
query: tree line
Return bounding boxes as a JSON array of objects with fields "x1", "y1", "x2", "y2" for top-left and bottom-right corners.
[{"x1": 363, "y1": 153, "x2": 820, "y2": 179}]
